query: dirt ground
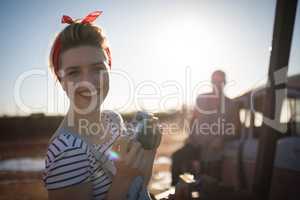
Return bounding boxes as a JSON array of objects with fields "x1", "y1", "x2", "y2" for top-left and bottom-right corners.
[{"x1": 0, "y1": 119, "x2": 188, "y2": 200}]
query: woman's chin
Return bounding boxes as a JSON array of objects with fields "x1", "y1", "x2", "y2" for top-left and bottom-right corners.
[{"x1": 72, "y1": 96, "x2": 102, "y2": 112}]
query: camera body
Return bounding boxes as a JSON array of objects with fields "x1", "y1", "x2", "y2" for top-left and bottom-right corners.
[{"x1": 134, "y1": 111, "x2": 162, "y2": 150}]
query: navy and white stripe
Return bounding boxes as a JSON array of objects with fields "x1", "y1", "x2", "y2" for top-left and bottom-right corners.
[{"x1": 42, "y1": 110, "x2": 124, "y2": 200}]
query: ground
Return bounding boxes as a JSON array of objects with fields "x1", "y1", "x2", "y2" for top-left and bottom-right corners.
[{"x1": 0, "y1": 117, "x2": 188, "y2": 199}]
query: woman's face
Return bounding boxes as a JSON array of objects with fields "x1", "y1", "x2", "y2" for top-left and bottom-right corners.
[{"x1": 59, "y1": 46, "x2": 109, "y2": 113}]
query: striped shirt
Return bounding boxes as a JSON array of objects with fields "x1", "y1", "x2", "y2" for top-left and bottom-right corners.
[{"x1": 42, "y1": 110, "x2": 125, "y2": 200}]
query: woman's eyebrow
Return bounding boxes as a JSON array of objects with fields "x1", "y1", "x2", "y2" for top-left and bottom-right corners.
[
  {"x1": 65, "y1": 62, "x2": 104, "y2": 70},
  {"x1": 89, "y1": 61, "x2": 105, "y2": 66},
  {"x1": 65, "y1": 65, "x2": 80, "y2": 71}
]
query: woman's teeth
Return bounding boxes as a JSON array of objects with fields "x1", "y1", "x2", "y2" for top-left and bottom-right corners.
[{"x1": 79, "y1": 90, "x2": 98, "y2": 97}]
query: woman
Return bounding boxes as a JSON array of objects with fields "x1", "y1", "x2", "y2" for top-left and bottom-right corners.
[{"x1": 42, "y1": 11, "x2": 158, "y2": 200}]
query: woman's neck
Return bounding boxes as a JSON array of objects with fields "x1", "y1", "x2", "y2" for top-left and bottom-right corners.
[{"x1": 63, "y1": 107, "x2": 102, "y2": 136}]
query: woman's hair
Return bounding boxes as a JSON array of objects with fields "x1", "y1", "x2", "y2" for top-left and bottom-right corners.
[{"x1": 49, "y1": 22, "x2": 111, "y2": 81}]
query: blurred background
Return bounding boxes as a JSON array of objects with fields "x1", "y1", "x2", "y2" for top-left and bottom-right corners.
[{"x1": 0, "y1": 0, "x2": 299, "y2": 199}]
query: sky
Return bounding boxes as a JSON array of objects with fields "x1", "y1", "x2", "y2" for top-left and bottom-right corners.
[{"x1": 0, "y1": 0, "x2": 299, "y2": 115}]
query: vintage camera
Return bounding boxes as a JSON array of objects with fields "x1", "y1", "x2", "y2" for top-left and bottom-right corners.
[{"x1": 133, "y1": 111, "x2": 162, "y2": 150}]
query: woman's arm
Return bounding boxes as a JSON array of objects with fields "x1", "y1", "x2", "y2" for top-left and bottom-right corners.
[
  {"x1": 142, "y1": 149, "x2": 156, "y2": 186},
  {"x1": 48, "y1": 181, "x2": 92, "y2": 200}
]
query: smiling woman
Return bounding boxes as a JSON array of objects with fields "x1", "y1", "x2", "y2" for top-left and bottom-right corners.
[{"x1": 42, "y1": 11, "x2": 158, "y2": 200}]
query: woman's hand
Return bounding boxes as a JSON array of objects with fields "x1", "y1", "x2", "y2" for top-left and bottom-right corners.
[
  {"x1": 106, "y1": 137, "x2": 157, "y2": 199},
  {"x1": 113, "y1": 136, "x2": 156, "y2": 185},
  {"x1": 113, "y1": 137, "x2": 143, "y2": 181}
]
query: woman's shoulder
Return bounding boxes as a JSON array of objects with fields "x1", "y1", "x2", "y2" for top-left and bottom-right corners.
[
  {"x1": 44, "y1": 131, "x2": 92, "y2": 172},
  {"x1": 101, "y1": 110, "x2": 124, "y2": 124},
  {"x1": 46, "y1": 132, "x2": 89, "y2": 159},
  {"x1": 43, "y1": 132, "x2": 92, "y2": 190},
  {"x1": 101, "y1": 110, "x2": 123, "y2": 121},
  {"x1": 101, "y1": 110, "x2": 127, "y2": 138}
]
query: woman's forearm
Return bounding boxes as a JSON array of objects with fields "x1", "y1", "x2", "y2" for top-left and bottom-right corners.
[{"x1": 143, "y1": 150, "x2": 156, "y2": 186}]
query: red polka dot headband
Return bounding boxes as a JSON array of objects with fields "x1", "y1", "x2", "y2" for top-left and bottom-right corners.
[{"x1": 52, "y1": 11, "x2": 112, "y2": 80}]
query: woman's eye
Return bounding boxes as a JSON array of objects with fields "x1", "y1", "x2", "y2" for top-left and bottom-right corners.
[
  {"x1": 93, "y1": 66, "x2": 106, "y2": 73},
  {"x1": 67, "y1": 71, "x2": 79, "y2": 76}
]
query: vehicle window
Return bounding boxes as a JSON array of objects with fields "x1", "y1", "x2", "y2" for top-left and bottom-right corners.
[{"x1": 254, "y1": 111, "x2": 263, "y2": 127}]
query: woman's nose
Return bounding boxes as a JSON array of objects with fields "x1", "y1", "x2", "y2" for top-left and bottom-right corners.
[{"x1": 79, "y1": 70, "x2": 98, "y2": 86}]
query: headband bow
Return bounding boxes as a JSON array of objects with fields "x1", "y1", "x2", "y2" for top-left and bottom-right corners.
[
  {"x1": 52, "y1": 11, "x2": 112, "y2": 81},
  {"x1": 61, "y1": 11, "x2": 103, "y2": 24}
]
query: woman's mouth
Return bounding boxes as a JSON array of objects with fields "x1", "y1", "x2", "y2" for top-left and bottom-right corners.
[{"x1": 77, "y1": 89, "x2": 99, "y2": 97}]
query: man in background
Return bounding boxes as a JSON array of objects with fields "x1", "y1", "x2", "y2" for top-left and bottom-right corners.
[{"x1": 171, "y1": 70, "x2": 239, "y2": 185}]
